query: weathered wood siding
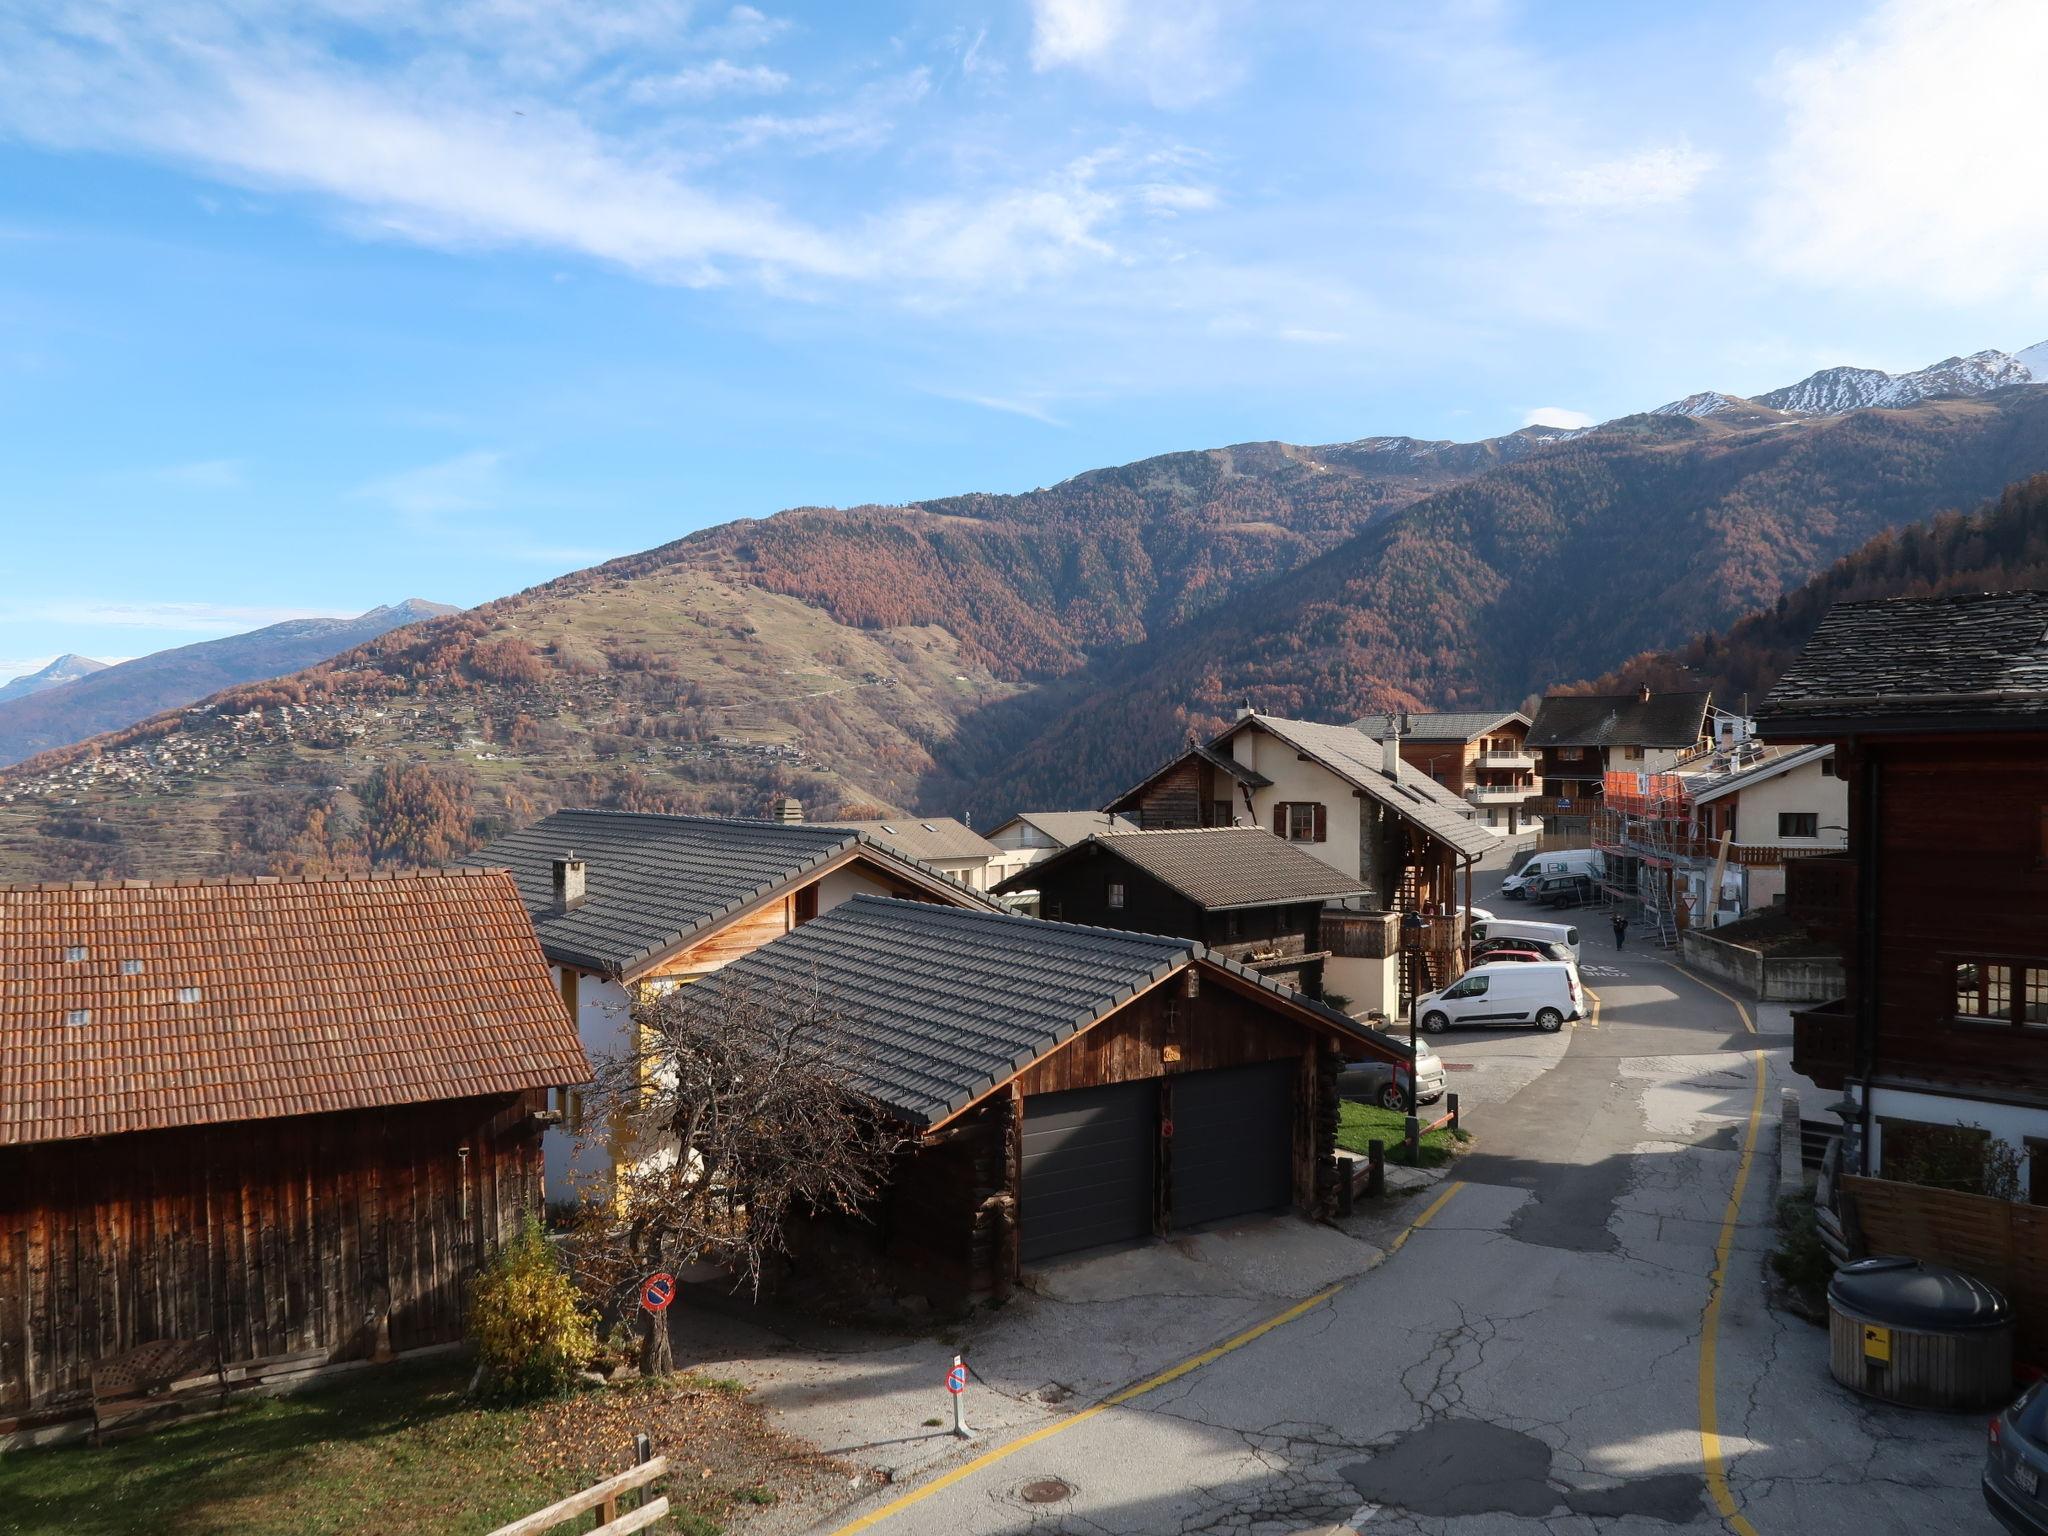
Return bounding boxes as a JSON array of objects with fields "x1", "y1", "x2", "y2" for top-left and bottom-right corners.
[
  {"x1": 0, "y1": 1093, "x2": 544, "y2": 1421},
  {"x1": 1011, "y1": 977, "x2": 1305, "y2": 1096},
  {"x1": 646, "y1": 898, "x2": 793, "y2": 977}
]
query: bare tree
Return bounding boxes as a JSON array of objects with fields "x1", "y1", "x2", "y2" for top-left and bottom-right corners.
[{"x1": 571, "y1": 973, "x2": 908, "y2": 1374}]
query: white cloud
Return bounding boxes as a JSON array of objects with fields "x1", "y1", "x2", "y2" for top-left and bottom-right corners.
[
  {"x1": 627, "y1": 60, "x2": 788, "y2": 102},
  {"x1": 1523, "y1": 406, "x2": 1594, "y2": 429},
  {"x1": 1028, "y1": 0, "x2": 1249, "y2": 108},
  {"x1": 932, "y1": 390, "x2": 1067, "y2": 426},
  {"x1": 699, "y1": 5, "x2": 790, "y2": 53},
  {"x1": 1516, "y1": 141, "x2": 1715, "y2": 210},
  {"x1": 355, "y1": 450, "x2": 506, "y2": 516},
  {"x1": 20, "y1": 601, "x2": 340, "y2": 632},
  {"x1": 1138, "y1": 182, "x2": 1218, "y2": 214},
  {"x1": 1754, "y1": 0, "x2": 2048, "y2": 302},
  {"x1": 0, "y1": 656, "x2": 59, "y2": 684}
]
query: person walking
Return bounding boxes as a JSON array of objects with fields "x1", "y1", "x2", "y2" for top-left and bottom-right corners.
[{"x1": 1611, "y1": 912, "x2": 1629, "y2": 951}]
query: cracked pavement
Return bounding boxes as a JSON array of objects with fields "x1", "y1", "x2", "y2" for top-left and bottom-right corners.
[{"x1": 809, "y1": 882, "x2": 1991, "y2": 1535}]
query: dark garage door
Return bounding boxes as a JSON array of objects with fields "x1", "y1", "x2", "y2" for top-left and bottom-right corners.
[
  {"x1": 1020, "y1": 1082, "x2": 1155, "y2": 1262},
  {"x1": 1169, "y1": 1061, "x2": 1296, "y2": 1228}
]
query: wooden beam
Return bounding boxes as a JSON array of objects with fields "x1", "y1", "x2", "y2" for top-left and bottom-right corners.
[{"x1": 486, "y1": 1459, "x2": 668, "y2": 1536}]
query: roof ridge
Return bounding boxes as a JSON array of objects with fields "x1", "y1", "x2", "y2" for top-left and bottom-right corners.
[
  {"x1": 843, "y1": 892, "x2": 1195, "y2": 951},
  {"x1": 0, "y1": 865, "x2": 506, "y2": 895}
]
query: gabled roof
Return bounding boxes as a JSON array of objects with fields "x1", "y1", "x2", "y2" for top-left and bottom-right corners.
[
  {"x1": 0, "y1": 869, "x2": 587, "y2": 1149},
  {"x1": 1101, "y1": 739, "x2": 1273, "y2": 813},
  {"x1": 676, "y1": 896, "x2": 1404, "y2": 1127},
  {"x1": 993, "y1": 827, "x2": 1369, "y2": 911},
  {"x1": 478, "y1": 810, "x2": 999, "y2": 977},
  {"x1": 1349, "y1": 709, "x2": 1531, "y2": 742},
  {"x1": 1755, "y1": 591, "x2": 2048, "y2": 734},
  {"x1": 1525, "y1": 690, "x2": 1712, "y2": 749},
  {"x1": 832, "y1": 817, "x2": 1002, "y2": 864},
  {"x1": 991, "y1": 810, "x2": 1140, "y2": 847},
  {"x1": 1226, "y1": 714, "x2": 1500, "y2": 860},
  {"x1": 1682, "y1": 743, "x2": 1834, "y2": 805}
]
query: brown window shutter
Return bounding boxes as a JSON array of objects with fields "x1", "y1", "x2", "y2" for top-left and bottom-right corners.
[
  {"x1": 1313, "y1": 803, "x2": 1327, "y2": 842},
  {"x1": 1273, "y1": 803, "x2": 1288, "y2": 836},
  {"x1": 794, "y1": 883, "x2": 819, "y2": 925}
]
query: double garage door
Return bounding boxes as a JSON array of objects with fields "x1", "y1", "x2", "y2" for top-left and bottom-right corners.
[{"x1": 1018, "y1": 1062, "x2": 1295, "y2": 1264}]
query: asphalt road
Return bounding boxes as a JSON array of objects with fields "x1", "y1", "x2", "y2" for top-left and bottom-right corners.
[{"x1": 823, "y1": 894, "x2": 1989, "y2": 1535}]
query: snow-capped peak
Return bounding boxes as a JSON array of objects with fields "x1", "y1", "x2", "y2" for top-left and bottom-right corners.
[
  {"x1": 1651, "y1": 390, "x2": 1748, "y2": 419},
  {"x1": 2016, "y1": 339, "x2": 2048, "y2": 382},
  {"x1": 1753, "y1": 348, "x2": 2035, "y2": 416}
]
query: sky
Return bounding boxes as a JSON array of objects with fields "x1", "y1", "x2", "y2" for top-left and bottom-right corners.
[{"x1": 3, "y1": 0, "x2": 2046, "y2": 678}]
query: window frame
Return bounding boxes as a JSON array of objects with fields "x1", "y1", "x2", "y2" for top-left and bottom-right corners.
[
  {"x1": 1951, "y1": 958, "x2": 2048, "y2": 1030},
  {"x1": 1777, "y1": 811, "x2": 1820, "y2": 840},
  {"x1": 1106, "y1": 880, "x2": 1126, "y2": 911}
]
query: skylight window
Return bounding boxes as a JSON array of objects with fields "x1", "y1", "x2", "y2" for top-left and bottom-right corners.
[
  {"x1": 63, "y1": 946, "x2": 86, "y2": 963},
  {"x1": 64, "y1": 1009, "x2": 90, "y2": 1027},
  {"x1": 176, "y1": 987, "x2": 203, "y2": 1004}
]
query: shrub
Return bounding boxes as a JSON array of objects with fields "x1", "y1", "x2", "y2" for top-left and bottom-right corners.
[{"x1": 467, "y1": 1218, "x2": 596, "y2": 1402}]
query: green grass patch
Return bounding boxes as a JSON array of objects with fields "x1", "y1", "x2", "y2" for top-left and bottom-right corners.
[
  {"x1": 1337, "y1": 1100, "x2": 1471, "y2": 1168},
  {"x1": 0, "y1": 1357, "x2": 836, "y2": 1536}
]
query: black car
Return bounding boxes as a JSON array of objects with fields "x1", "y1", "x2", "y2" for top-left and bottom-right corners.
[
  {"x1": 1531, "y1": 874, "x2": 1595, "y2": 910},
  {"x1": 1987, "y1": 1380, "x2": 2048, "y2": 1534}
]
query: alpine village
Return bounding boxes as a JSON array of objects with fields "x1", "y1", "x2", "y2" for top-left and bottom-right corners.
[{"x1": 6, "y1": 8, "x2": 2048, "y2": 1536}]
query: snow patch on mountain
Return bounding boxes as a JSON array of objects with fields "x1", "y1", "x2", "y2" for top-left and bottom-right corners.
[
  {"x1": 1754, "y1": 349, "x2": 2034, "y2": 415},
  {"x1": 2017, "y1": 339, "x2": 2048, "y2": 381},
  {"x1": 1651, "y1": 391, "x2": 1749, "y2": 419}
]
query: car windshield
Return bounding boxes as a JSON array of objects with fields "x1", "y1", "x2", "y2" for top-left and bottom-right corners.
[{"x1": 2015, "y1": 1382, "x2": 2048, "y2": 1443}]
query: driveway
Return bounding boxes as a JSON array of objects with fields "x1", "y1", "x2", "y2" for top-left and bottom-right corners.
[{"x1": 803, "y1": 921, "x2": 1990, "y2": 1535}]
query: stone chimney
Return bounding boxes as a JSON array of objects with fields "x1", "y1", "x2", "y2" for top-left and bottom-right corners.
[
  {"x1": 771, "y1": 797, "x2": 803, "y2": 824},
  {"x1": 1235, "y1": 696, "x2": 1254, "y2": 721},
  {"x1": 1637, "y1": 683, "x2": 1652, "y2": 704},
  {"x1": 551, "y1": 853, "x2": 586, "y2": 914},
  {"x1": 1379, "y1": 710, "x2": 1404, "y2": 778}
]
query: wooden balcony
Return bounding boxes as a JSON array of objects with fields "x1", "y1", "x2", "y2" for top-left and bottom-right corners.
[
  {"x1": 1786, "y1": 854, "x2": 1857, "y2": 942},
  {"x1": 1790, "y1": 994, "x2": 1853, "y2": 1091},
  {"x1": 1321, "y1": 911, "x2": 1466, "y2": 973},
  {"x1": 1465, "y1": 782, "x2": 1536, "y2": 805}
]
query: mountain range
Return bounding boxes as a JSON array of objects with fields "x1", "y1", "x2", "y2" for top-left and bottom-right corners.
[
  {"x1": 0, "y1": 600, "x2": 457, "y2": 768},
  {"x1": 4, "y1": 344, "x2": 2048, "y2": 884}
]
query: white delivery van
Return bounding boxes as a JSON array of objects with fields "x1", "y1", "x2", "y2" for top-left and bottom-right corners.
[
  {"x1": 1470, "y1": 915, "x2": 1581, "y2": 964},
  {"x1": 1416, "y1": 960, "x2": 1581, "y2": 1034},
  {"x1": 1501, "y1": 848, "x2": 1603, "y2": 900}
]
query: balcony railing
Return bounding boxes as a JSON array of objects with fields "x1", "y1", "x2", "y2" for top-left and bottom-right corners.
[
  {"x1": 1465, "y1": 782, "x2": 1536, "y2": 804},
  {"x1": 1790, "y1": 995, "x2": 1852, "y2": 1091},
  {"x1": 1477, "y1": 749, "x2": 1536, "y2": 770}
]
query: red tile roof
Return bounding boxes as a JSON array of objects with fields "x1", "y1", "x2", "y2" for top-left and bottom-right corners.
[{"x1": 0, "y1": 869, "x2": 589, "y2": 1148}]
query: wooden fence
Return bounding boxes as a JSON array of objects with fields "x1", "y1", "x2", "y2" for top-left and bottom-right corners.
[{"x1": 1845, "y1": 1175, "x2": 2048, "y2": 1364}]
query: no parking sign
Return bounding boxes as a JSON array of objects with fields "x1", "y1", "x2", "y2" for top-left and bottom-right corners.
[{"x1": 641, "y1": 1272, "x2": 676, "y2": 1313}]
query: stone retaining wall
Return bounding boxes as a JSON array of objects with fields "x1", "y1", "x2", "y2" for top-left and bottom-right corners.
[{"x1": 1680, "y1": 928, "x2": 1844, "y2": 1003}]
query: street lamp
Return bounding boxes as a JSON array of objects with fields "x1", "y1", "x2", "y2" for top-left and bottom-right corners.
[{"x1": 1401, "y1": 910, "x2": 1426, "y2": 1116}]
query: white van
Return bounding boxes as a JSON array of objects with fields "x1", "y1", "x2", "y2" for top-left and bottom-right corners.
[
  {"x1": 1470, "y1": 915, "x2": 1581, "y2": 964},
  {"x1": 1501, "y1": 849, "x2": 1603, "y2": 900},
  {"x1": 1417, "y1": 960, "x2": 1581, "y2": 1034}
]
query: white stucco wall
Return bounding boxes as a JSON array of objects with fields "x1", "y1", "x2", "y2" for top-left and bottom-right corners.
[
  {"x1": 814, "y1": 862, "x2": 898, "y2": 912},
  {"x1": 544, "y1": 970, "x2": 634, "y2": 1200},
  {"x1": 1325, "y1": 954, "x2": 1400, "y2": 1019},
  {"x1": 1228, "y1": 727, "x2": 1368, "y2": 886},
  {"x1": 1865, "y1": 1085, "x2": 2048, "y2": 1201},
  {"x1": 1721, "y1": 756, "x2": 1848, "y2": 851}
]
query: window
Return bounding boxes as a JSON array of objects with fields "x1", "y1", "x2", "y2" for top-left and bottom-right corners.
[
  {"x1": 1557, "y1": 746, "x2": 1585, "y2": 762},
  {"x1": 1445, "y1": 975, "x2": 1490, "y2": 999},
  {"x1": 1821, "y1": 756, "x2": 1838, "y2": 778},
  {"x1": 1622, "y1": 745, "x2": 1644, "y2": 761},
  {"x1": 1955, "y1": 962, "x2": 2048, "y2": 1028},
  {"x1": 1275, "y1": 801, "x2": 1325, "y2": 842},
  {"x1": 1208, "y1": 799, "x2": 1233, "y2": 827},
  {"x1": 794, "y1": 883, "x2": 819, "y2": 924},
  {"x1": 1778, "y1": 812, "x2": 1819, "y2": 839},
  {"x1": 1107, "y1": 881, "x2": 1126, "y2": 910}
]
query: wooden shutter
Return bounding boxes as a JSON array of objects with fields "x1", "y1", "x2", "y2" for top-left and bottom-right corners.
[
  {"x1": 1312, "y1": 803, "x2": 1327, "y2": 842},
  {"x1": 794, "y1": 883, "x2": 819, "y2": 925},
  {"x1": 1272, "y1": 803, "x2": 1288, "y2": 837}
]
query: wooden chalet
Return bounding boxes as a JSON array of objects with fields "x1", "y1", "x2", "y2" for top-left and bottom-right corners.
[
  {"x1": 0, "y1": 870, "x2": 588, "y2": 1436},
  {"x1": 1351, "y1": 708, "x2": 1538, "y2": 834},
  {"x1": 687, "y1": 896, "x2": 1412, "y2": 1298},
  {"x1": 476, "y1": 810, "x2": 1003, "y2": 1194},
  {"x1": 1757, "y1": 591, "x2": 2048, "y2": 1192},
  {"x1": 990, "y1": 826, "x2": 1369, "y2": 999},
  {"x1": 1525, "y1": 686, "x2": 1714, "y2": 838}
]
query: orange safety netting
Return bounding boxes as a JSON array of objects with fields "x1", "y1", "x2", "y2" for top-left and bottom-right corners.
[{"x1": 1601, "y1": 769, "x2": 1689, "y2": 816}]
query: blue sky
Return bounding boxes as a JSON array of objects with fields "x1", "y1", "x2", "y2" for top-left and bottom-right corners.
[{"x1": 2, "y1": 0, "x2": 2045, "y2": 676}]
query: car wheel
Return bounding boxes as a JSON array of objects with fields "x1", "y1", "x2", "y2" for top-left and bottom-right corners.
[
  {"x1": 1421, "y1": 1010, "x2": 1450, "y2": 1034},
  {"x1": 1536, "y1": 1007, "x2": 1564, "y2": 1032},
  {"x1": 1378, "y1": 1082, "x2": 1406, "y2": 1111}
]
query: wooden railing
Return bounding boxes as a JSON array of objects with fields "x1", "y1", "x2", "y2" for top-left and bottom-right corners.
[
  {"x1": 489, "y1": 1451, "x2": 670, "y2": 1536},
  {"x1": 1790, "y1": 995, "x2": 1852, "y2": 1090},
  {"x1": 1321, "y1": 911, "x2": 1465, "y2": 972}
]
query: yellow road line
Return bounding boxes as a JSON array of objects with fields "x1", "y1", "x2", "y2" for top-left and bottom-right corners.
[
  {"x1": 1699, "y1": 1044, "x2": 1768, "y2": 1535},
  {"x1": 1660, "y1": 958, "x2": 1755, "y2": 1033},
  {"x1": 1583, "y1": 982, "x2": 1601, "y2": 1029},
  {"x1": 829, "y1": 1183, "x2": 1465, "y2": 1535}
]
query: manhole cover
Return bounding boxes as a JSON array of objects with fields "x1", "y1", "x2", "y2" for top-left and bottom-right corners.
[{"x1": 1019, "y1": 1479, "x2": 1072, "y2": 1504}]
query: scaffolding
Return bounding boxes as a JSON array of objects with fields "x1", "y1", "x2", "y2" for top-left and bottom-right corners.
[{"x1": 1594, "y1": 770, "x2": 1694, "y2": 948}]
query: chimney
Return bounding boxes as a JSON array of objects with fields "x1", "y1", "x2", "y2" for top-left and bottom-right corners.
[
  {"x1": 1380, "y1": 711, "x2": 1403, "y2": 778},
  {"x1": 1235, "y1": 696, "x2": 1254, "y2": 721},
  {"x1": 551, "y1": 853, "x2": 586, "y2": 914},
  {"x1": 771, "y1": 797, "x2": 803, "y2": 824},
  {"x1": 1637, "y1": 683, "x2": 1652, "y2": 704}
]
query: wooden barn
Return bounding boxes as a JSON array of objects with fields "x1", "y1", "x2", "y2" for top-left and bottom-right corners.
[
  {"x1": 687, "y1": 895, "x2": 1413, "y2": 1301},
  {"x1": 991, "y1": 826, "x2": 1369, "y2": 998},
  {"x1": 0, "y1": 869, "x2": 589, "y2": 1437}
]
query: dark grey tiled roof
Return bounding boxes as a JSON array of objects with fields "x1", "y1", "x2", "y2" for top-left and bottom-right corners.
[
  {"x1": 478, "y1": 811, "x2": 997, "y2": 976},
  {"x1": 1525, "y1": 690, "x2": 1712, "y2": 749},
  {"x1": 994, "y1": 827, "x2": 1369, "y2": 910},
  {"x1": 1756, "y1": 591, "x2": 2048, "y2": 731},
  {"x1": 1242, "y1": 716, "x2": 1500, "y2": 860},
  {"x1": 1349, "y1": 709, "x2": 1530, "y2": 742},
  {"x1": 998, "y1": 811, "x2": 1139, "y2": 847},
  {"x1": 832, "y1": 817, "x2": 1002, "y2": 863},
  {"x1": 679, "y1": 896, "x2": 1401, "y2": 1127}
]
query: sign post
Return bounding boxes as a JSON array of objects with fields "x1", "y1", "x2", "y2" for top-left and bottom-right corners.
[{"x1": 947, "y1": 1355, "x2": 972, "y2": 1439}]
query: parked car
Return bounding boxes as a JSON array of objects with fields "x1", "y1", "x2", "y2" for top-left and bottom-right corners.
[
  {"x1": 1471, "y1": 944, "x2": 1546, "y2": 963},
  {"x1": 1501, "y1": 849, "x2": 1603, "y2": 900},
  {"x1": 1416, "y1": 960, "x2": 1581, "y2": 1034},
  {"x1": 1985, "y1": 1380, "x2": 2048, "y2": 1533},
  {"x1": 1531, "y1": 874, "x2": 1596, "y2": 909},
  {"x1": 1470, "y1": 916, "x2": 1582, "y2": 964},
  {"x1": 1340, "y1": 1043, "x2": 1446, "y2": 1109}
]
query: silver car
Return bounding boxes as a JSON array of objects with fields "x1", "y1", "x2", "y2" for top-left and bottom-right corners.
[
  {"x1": 1987, "y1": 1381, "x2": 2048, "y2": 1534},
  {"x1": 1340, "y1": 1044, "x2": 1447, "y2": 1109}
]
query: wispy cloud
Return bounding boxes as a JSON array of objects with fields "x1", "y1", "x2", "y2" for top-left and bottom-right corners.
[
  {"x1": 1028, "y1": 0, "x2": 1251, "y2": 108},
  {"x1": 626, "y1": 59, "x2": 788, "y2": 102},
  {"x1": 1754, "y1": 0, "x2": 2048, "y2": 303},
  {"x1": 20, "y1": 600, "x2": 341, "y2": 632},
  {"x1": 1516, "y1": 141, "x2": 1715, "y2": 210},
  {"x1": 1523, "y1": 406, "x2": 1595, "y2": 430},
  {"x1": 355, "y1": 450, "x2": 508, "y2": 517},
  {"x1": 932, "y1": 390, "x2": 1068, "y2": 427}
]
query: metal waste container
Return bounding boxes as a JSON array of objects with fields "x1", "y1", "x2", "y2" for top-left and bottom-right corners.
[{"x1": 1828, "y1": 1255, "x2": 2013, "y2": 1410}]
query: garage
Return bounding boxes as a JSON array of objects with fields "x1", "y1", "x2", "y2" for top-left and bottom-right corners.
[
  {"x1": 1168, "y1": 1060, "x2": 1297, "y2": 1228},
  {"x1": 1020, "y1": 1081, "x2": 1156, "y2": 1262}
]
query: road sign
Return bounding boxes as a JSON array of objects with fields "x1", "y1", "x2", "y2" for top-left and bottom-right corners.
[
  {"x1": 641, "y1": 1272, "x2": 676, "y2": 1314},
  {"x1": 946, "y1": 1361, "x2": 967, "y2": 1395}
]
